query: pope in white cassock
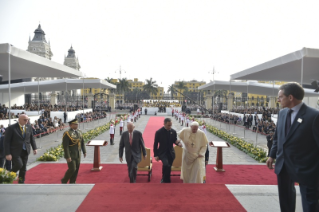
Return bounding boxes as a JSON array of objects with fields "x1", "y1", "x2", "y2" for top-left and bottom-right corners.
[{"x1": 178, "y1": 121, "x2": 208, "y2": 183}]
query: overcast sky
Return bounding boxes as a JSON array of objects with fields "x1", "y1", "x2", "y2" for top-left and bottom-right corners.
[{"x1": 1, "y1": 0, "x2": 319, "y2": 92}]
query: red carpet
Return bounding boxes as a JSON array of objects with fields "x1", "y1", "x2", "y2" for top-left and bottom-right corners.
[
  {"x1": 76, "y1": 183, "x2": 246, "y2": 212},
  {"x1": 142, "y1": 116, "x2": 165, "y2": 157},
  {"x1": 22, "y1": 163, "x2": 277, "y2": 185}
]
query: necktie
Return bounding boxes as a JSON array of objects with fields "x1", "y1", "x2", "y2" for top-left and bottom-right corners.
[
  {"x1": 285, "y1": 109, "x2": 293, "y2": 136},
  {"x1": 129, "y1": 133, "x2": 132, "y2": 145},
  {"x1": 22, "y1": 126, "x2": 26, "y2": 150}
]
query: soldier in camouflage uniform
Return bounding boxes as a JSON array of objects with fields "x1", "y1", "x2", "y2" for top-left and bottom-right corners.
[{"x1": 61, "y1": 119, "x2": 86, "y2": 184}]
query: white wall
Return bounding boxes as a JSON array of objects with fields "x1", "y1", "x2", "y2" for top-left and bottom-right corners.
[
  {"x1": 0, "y1": 115, "x2": 41, "y2": 127},
  {"x1": 51, "y1": 109, "x2": 93, "y2": 122},
  {"x1": 305, "y1": 97, "x2": 319, "y2": 110},
  {"x1": 9, "y1": 110, "x2": 40, "y2": 116},
  {"x1": 142, "y1": 107, "x2": 181, "y2": 115},
  {"x1": 1, "y1": 92, "x2": 24, "y2": 106}
]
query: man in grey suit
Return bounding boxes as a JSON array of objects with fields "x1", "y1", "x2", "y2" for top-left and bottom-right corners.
[
  {"x1": 5, "y1": 114, "x2": 37, "y2": 183},
  {"x1": 267, "y1": 82, "x2": 319, "y2": 212},
  {"x1": 119, "y1": 122, "x2": 146, "y2": 183}
]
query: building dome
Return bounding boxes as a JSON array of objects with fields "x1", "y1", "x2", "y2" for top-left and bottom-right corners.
[{"x1": 67, "y1": 46, "x2": 76, "y2": 58}]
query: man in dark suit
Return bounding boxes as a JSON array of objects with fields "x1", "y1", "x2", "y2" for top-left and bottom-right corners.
[
  {"x1": 119, "y1": 122, "x2": 146, "y2": 183},
  {"x1": 4, "y1": 114, "x2": 37, "y2": 183},
  {"x1": 267, "y1": 82, "x2": 319, "y2": 212},
  {"x1": 154, "y1": 118, "x2": 182, "y2": 183},
  {"x1": 63, "y1": 112, "x2": 67, "y2": 123}
]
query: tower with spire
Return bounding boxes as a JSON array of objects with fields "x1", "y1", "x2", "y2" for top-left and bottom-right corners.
[
  {"x1": 27, "y1": 24, "x2": 53, "y2": 60},
  {"x1": 64, "y1": 46, "x2": 81, "y2": 70}
]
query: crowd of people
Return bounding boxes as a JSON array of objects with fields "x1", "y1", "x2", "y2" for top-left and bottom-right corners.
[
  {"x1": 230, "y1": 106, "x2": 279, "y2": 115},
  {"x1": 143, "y1": 101, "x2": 181, "y2": 108},
  {"x1": 0, "y1": 104, "x2": 87, "y2": 120},
  {"x1": 211, "y1": 112, "x2": 276, "y2": 135}
]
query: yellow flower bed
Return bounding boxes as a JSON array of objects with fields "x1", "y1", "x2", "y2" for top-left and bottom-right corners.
[
  {"x1": 37, "y1": 114, "x2": 129, "y2": 161},
  {"x1": 192, "y1": 118, "x2": 268, "y2": 163}
]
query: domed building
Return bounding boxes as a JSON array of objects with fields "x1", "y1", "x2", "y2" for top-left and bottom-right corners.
[{"x1": 64, "y1": 46, "x2": 81, "y2": 71}]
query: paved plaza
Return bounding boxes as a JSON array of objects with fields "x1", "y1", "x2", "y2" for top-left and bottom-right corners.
[{"x1": 0, "y1": 113, "x2": 303, "y2": 212}]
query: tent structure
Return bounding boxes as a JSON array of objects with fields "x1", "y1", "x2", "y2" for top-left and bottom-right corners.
[
  {"x1": 0, "y1": 43, "x2": 83, "y2": 80},
  {"x1": 230, "y1": 47, "x2": 319, "y2": 85},
  {"x1": 198, "y1": 80, "x2": 319, "y2": 97},
  {"x1": 0, "y1": 78, "x2": 116, "y2": 93}
]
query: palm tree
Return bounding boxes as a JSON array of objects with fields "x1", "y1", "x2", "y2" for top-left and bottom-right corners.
[
  {"x1": 167, "y1": 84, "x2": 177, "y2": 99},
  {"x1": 116, "y1": 78, "x2": 130, "y2": 104},
  {"x1": 104, "y1": 77, "x2": 113, "y2": 84},
  {"x1": 175, "y1": 81, "x2": 187, "y2": 102},
  {"x1": 104, "y1": 77, "x2": 116, "y2": 94},
  {"x1": 143, "y1": 78, "x2": 158, "y2": 98},
  {"x1": 214, "y1": 90, "x2": 228, "y2": 103},
  {"x1": 116, "y1": 78, "x2": 130, "y2": 94}
]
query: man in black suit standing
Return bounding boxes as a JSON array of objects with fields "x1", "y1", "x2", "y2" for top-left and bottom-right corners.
[
  {"x1": 4, "y1": 114, "x2": 37, "y2": 183},
  {"x1": 267, "y1": 82, "x2": 319, "y2": 212},
  {"x1": 63, "y1": 111, "x2": 67, "y2": 123},
  {"x1": 119, "y1": 122, "x2": 146, "y2": 183},
  {"x1": 154, "y1": 118, "x2": 182, "y2": 183}
]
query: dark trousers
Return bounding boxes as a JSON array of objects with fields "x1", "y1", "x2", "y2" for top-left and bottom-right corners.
[
  {"x1": 12, "y1": 150, "x2": 28, "y2": 183},
  {"x1": 299, "y1": 180, "x2": 319, "y2": 212},
  {"x1": 277, "y1": 166, "x2": 296, "y2": 212},
  {"x1": 277, "y1": 166, "x2": 319, "y2": 212},
  {"x1": 160, "y1": 153, "x2": 173, "y2": 183},
  {"x1": 127, "y1": 156, "x2": 138, "y2": 183},
  {"x1": 62, "y1": 157, "x2": 80, "y2": 184}
]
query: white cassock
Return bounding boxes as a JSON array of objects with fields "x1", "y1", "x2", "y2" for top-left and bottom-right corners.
[
  {"x1": 120, "y1": 120, "x2": 124, "y2": 127},
  {"x1": 178, "y1": 128, "x2": 208, "y2": 183}
]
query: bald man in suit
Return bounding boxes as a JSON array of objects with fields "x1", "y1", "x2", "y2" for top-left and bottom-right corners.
[
  {"x1": 119, "y1": 122, "x2": 146, "y2": 183},
  {"x1": 5, "y1": 114, "x2": 37, "y2": 183}
]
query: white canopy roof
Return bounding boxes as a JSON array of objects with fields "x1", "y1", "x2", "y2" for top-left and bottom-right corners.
[
  {"x1": 198, "y1": 80, "x2": 319, "y2": 97},
  {"x1": 0, "y1": 43, "x2": 82, "y2": 80},
  {"x1": 0, "y1": 79, "x2": 116, "y2": 93},
  {"x1": 230, "y1": 47, "x2": 319, "y2": 84}
]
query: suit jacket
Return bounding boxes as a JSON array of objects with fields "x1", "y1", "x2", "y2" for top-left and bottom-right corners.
[
  {"x1": 270, "y1": 103, "x2": 319, "y2": 185},
  {"x1": 153, "y1": 127, "x2": 177, "y2": 159},
  {"x1": 119, "y1": 130, "x2": 146, "y2": 164},
  {"x1": 4, "y1": 123, "x2": 37, "y2": 157}
]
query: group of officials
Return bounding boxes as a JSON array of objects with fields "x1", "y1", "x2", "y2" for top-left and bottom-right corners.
[
  {"x1": 119, "y1": 117, "x2": 209, "y2": 184},
  {"x1": 2, "y1": 82, "x2": 319, "y2": 212}
]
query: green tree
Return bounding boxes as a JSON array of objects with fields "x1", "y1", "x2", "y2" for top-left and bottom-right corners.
[
  {"x1": 104, "y1": 77, "x2": 114, "y2": 84},
  {"x1": 214, "y1": 90, "x2": 228, "y2": 103},
  {"x1": 167, "y1": 84, "x2": 177, "y2": 99},
  {"x1": 104, "y1": 77, "x2": 116, "y2": 93},
  {"x1": 116, "y1": 78, "x2": 130, "y2": 94},
  {"x1": 175, "y1": 81, "x2": 187, "y2": 102},
  {"x1": 143, "y1": 78, "x2": 158, "y2": 98}
]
